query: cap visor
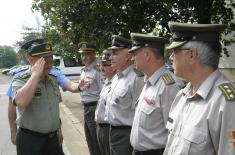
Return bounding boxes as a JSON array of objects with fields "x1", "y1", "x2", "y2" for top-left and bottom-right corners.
[
  {"x1": 79, "y1": 50, "x2": 95, "y2": 53},
  {"x1": 166, "y1": 41, "x2": 188, "y2": 50},
  {"x1": 107, "y1": 46, "x2": 125, "y2": 50},
  {"x1": 128, "y1": 46, "x2": 141, "y2": 53},
  {"x1": 31, "y1": 51, "x2": 53, "y2": 57}
]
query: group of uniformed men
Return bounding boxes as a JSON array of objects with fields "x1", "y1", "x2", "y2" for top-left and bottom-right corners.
[{"x1": 7, "y1": 21, "x2": 235, "y2": 155}]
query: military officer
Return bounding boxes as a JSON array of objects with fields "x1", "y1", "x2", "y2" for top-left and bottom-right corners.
[
  {"x1": 95, "y1": 49, "x2": 116, "y2": 155},
  {"x1": 7, "y1": 39, "x2": 80, "y2": 154},
  {"x1": 106, "y1": 35, "x2": 145, "y2": 155},
  {"x1": 163, "y1": 22, "x2": 235, "y2": 155},
  {"x1": 12, "y1": 41, "x2": 63, "y2": 155},
  {"x1": 77, "y1": 42, "x2": 101, "y2": 155},
  {"x1": 129, "y1": 33, "x2": 184, "y2": 155}
]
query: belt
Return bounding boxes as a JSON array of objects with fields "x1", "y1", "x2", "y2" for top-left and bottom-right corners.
[
  {"x1": 111, "y1": 125, "x2": 131, "y2": 129},
  {"x1": 20, "y1": 127, "x2": 57, "y2": 138},
  {"x1": 98, "y1": 123, "x2": 110, "y2": 127},
  {"x1": 83, "y1": 101, "x2": 97, "y2": 107},
  {"x1": 134, "y1": 148, "x2": 165, "y2": 155}
]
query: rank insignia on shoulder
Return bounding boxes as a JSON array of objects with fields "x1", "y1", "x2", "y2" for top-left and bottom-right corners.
[
  {"x1": 231, "y1": 130, "x2": 235, "y2": 148},
  {"x1": 19, "y1": 72, "x2": 31, "y2": 79},
  {"x1": 218, "y1": 83, "x2": 235, "y2": 101},
  {"x1": 162, "y1": 73, "x2": 175, "y2": 85}
]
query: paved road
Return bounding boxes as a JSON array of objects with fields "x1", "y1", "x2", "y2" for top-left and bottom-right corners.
[{"x1": 0, "y1": 74, "x2": 89, "y2": 155}]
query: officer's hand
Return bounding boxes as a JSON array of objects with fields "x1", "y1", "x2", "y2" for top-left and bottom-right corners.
[
  {"x1": 79, "y1": 79, "x2": 91, "y2": 91},
  {"x1": 57, "y1": 129, "x2": 63, "y2": 146},
  {"x1": 132, "y1": 150, "x2": 136, "y2": 155},
  {"x1": 31, "y1": 57, "x2": 45, "y2": 79},
  {"x1": 10, "y1": 130, "x2": 16, "y2": 145}
]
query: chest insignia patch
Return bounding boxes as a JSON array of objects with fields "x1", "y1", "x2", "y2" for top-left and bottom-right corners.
[
  {"x1": 218, "y1": 83, "x2": 235, "y2": 101},
  {"x1": 231, "y1": 130, "x2": 235, "y2": 148},
  {"x1": 34, "y1": 88, "x2": 42, "y2": 96}
]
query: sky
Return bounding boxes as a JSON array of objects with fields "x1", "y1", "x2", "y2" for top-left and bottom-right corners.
[{"x1": 0, "y1": 0, "x2": 44, "y2": 47}]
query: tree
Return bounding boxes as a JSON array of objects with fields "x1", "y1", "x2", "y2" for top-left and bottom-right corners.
[
  {"x1": 32, "y1": 0, "x2": 235, "y2": 56},
  {"x1": 0, "y1": 46, "x2": 17, "y2": 68}
]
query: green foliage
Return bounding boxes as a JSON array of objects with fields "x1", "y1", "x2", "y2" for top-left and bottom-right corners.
[
  {"x1": 32, "y1": 0, "x2": 235, "y2": 56},
  {"x1": 0, "y1": 46, "x2": 17, "y2": 68}
]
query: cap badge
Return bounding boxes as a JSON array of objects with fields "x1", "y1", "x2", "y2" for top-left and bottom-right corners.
[{"x1": 45, "y1": 44, "x2": 51, "y2": 50}]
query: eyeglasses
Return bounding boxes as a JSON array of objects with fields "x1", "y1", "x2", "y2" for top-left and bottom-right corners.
[
  {"x1": 101, "y1": 62, "x2": 112, "y2": 67},
  {"x1": 169, "y1": 48, "x2": 191, "y2": 60}
]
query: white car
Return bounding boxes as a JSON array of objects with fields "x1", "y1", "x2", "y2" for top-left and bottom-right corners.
[
  {"x1": 8, "y1": 65, "x2": 29, "y2": 75},
  {"x1": 53, "y1": 56, "x2": 84, "y2": 81}
]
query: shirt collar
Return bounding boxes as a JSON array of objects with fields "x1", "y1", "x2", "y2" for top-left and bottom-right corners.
[
  {"x1": 118, "y1": 64, "x2": 134, "y2": 78},
  {"x1": 183, "y1": 69, "x2": 220, "y2": 99},
  {"x1": 84, "y1": 60, "x2": 98, "y2": 71},
  {"x1": 146, "y1": 66, "x2": 167, "y2": 86}
]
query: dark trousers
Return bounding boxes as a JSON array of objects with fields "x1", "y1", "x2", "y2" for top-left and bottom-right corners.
[
  {"x1": 134, "y1": 148, "x2": 165, "y2": 155},
  {"x1": 84, "y1": 105, "x2": 101, "y2": 155},
  {"x1": 110, "y1": 126, "x2": 132, "y2": 155},
  {"x1": 97, "y1": 124, "x2": 110, "y2": 155},
  {"x1": 16, "y1": 128, "x2": 61, "y2": 155}
]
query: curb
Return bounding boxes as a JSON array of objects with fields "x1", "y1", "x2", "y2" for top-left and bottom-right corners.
[{"x1": 60, "y1": 104, "x2": 89, "y2": 155}]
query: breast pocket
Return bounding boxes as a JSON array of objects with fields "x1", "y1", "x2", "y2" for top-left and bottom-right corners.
[
  {"x1": 113, "y1": 88, "x2": 131, "y2": 109},
  {"x1": 176, "y1": 125, "x2": 207, "y2": 155},
  {"x1": 139, "y1": 102, "x2": 161, "y2": 130}
]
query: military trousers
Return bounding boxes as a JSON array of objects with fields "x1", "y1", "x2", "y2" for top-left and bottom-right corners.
[
  {"x1": 84, "y1": 104, "x2": 101, "y2": 155},
  {"x1": 134, "y1": 148, "x2": 165, "y2": 155},
  {"x1": 110, "y1": 126, "x2": 132, "y2": 155},
  {"x1": 16, "y1": 128, "x2": 61, "y2": 155},
  {"x1": 97, "y1": 123, "x2": 110, "y2": 155}
]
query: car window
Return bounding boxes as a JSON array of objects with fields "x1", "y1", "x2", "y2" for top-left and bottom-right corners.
[
  {"x1": 64, "y1": 57, "x2": 82, "y2": 67},
  {"x1": 53, "y1": 59, "x2": 60, "y2": 66}
]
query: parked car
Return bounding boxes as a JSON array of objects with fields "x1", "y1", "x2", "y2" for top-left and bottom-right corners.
[
  {"x1": 2, "y1": 68, "x2": 11, "y2": 74},
  {"x1": 8, "y1": 65, "x2": 29, "y2": 76},
  {"x1": 2, "y1": 65, "x2": 21, "y2": 75},
  {"x1": 53, "y1": 56, "x2": 84, "y2": 81}
]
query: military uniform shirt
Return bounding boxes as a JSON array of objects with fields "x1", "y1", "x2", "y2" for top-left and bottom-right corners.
[
  {"x1": 80, "y1": 60, "x2": 102, "y2": 103},
  {"x1": 130, "y1": 66, "x2": 184, "y2": 151},
  {"x1": 106, "y1": 64, "x2": 144, "y2": 126},
  {"x1": 12, "y1": 71, "x2": 62, "y2": 133},
  {"x1": 95, "y1": 78, "x2": 112, "y2": 124},
  {"x1": 164, "y1": 70, "x2": 235, "y2": 155}
]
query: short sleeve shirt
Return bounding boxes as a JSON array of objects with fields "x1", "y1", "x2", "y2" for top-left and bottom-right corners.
[
  {"x1": 130, "y1": 66, "x2": 184, "y2": 151},
  {"x1": 164, "y1": 70, "x2": 235, "y2": 155},
  {"x1": 12, "y1": 71, "x2": 62, "y2": 133},
  {"x1": 80, "y1": 60, "x2": 102, "y2": 103},
  {"x1": 106, "y1": 64, "x2": 145, "y2": 126}
]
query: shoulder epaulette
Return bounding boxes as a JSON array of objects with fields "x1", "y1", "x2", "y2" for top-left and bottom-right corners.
[
  {"x1": 162, "y1": 73, "x2": 175, "y2": 85},
  {"x1": 19, "y1": 72, "x2": 31, "y2": 79},
  {"x1": 218, "y1": 83, "x2": 235, "y2": 101},
  {"x1": 48, "y1": 73, "x2": 57, "y2": 77}
]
